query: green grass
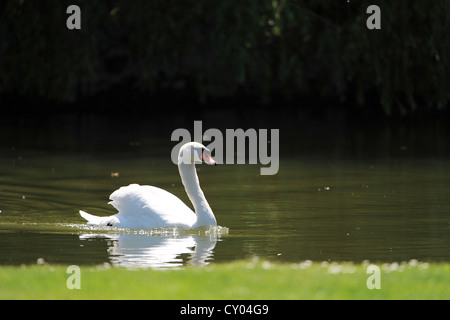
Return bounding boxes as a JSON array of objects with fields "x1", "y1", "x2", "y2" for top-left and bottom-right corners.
[{"x1": 1, "y1": 260, "x2": 448, "y2": 299}]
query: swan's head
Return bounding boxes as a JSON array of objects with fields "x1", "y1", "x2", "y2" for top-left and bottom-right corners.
[{"x1": 178, "y1": 142, "x2": 217, "y2": 166}]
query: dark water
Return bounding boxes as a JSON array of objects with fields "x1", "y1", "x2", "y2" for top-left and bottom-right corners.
[{"x1": 0, "y1": 114, "x2": 449, "y2": 268}]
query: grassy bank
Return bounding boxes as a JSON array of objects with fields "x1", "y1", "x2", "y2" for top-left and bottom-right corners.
[{"x1": 1, "y1": 260, "x2": 448, "y2": 300}]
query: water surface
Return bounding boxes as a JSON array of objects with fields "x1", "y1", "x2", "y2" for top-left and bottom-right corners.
[{"x1": 1, "y1": 147, "x2": 449, "y2": 268}]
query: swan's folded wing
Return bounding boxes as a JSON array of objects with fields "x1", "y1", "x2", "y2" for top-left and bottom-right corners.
[{"x1": 108, "y1": 184, "x2": 196, "y2": 228}]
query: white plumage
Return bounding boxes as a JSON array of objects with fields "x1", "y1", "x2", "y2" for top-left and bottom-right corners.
[{"x1": 79, "y1": 142, "x2": 217, "y2": 229}]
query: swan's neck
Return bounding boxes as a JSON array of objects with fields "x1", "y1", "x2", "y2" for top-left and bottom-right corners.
[{"x1": 178, "y1": 163, "x2": 216, "y2": 227}]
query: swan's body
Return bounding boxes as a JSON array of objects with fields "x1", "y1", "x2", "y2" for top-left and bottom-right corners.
[{"x1": 79, "y1": 142, "x2": 217, "y2": 229}]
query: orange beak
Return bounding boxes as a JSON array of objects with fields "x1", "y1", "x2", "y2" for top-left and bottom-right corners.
[{"x1": 202, "y1": 150, "x2": 217, "y2": 165}]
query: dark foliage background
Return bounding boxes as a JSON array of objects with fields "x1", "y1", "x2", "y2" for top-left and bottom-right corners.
[{"x1": 0, "y1": 0, "x2": 448, "y2": 117}]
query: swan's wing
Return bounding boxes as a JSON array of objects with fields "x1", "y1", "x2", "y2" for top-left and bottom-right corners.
[{"x1": 109, "y1": 184, "x2": 196, "y2": 229}]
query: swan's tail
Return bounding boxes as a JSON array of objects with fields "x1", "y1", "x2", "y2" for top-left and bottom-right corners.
[{"x1": 79, "y1": 210, "x2": 119, "y2": 226}]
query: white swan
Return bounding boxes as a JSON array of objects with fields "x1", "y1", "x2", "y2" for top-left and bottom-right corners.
[{"x1": 79, "y1": 142, "x2": 217, "y2": 229}]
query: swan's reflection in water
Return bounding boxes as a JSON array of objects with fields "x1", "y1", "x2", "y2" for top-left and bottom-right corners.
[{"x1": 79, "y1": 227, "x2": 227, "y2": 269}]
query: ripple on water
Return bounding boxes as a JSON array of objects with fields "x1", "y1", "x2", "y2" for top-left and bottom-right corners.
[{"x1": 61, "y1": 223, "x2": 229, "y2": 237}]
